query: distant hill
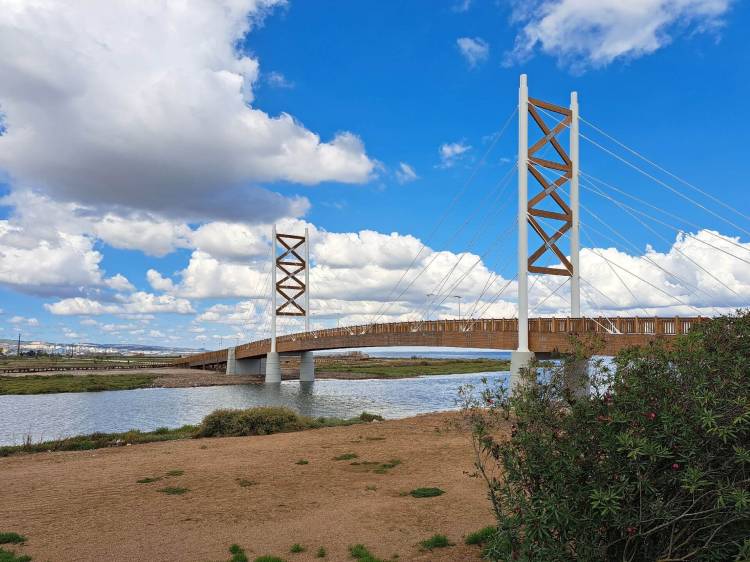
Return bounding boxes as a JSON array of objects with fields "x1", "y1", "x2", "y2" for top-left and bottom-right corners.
[{"x1": 0, "y1": 338, "x2": 206, "y2": 357}]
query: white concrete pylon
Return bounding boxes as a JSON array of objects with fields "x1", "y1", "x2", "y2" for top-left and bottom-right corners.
[
  {"x1": 570, "y1": 91, "x2": 581, "y2": 317},
  {"x1": 517, "y1": 74, "x2": 529, "y2": 352}
]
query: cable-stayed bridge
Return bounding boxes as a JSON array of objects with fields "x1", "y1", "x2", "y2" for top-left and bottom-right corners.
[{"x1": 174, "y1": 75, "x2": 748, "y2": 389}]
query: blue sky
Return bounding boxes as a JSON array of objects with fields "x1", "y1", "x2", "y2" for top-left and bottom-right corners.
[{"x1": 0, "y1": 0, "x2": 748, "y2": 349}]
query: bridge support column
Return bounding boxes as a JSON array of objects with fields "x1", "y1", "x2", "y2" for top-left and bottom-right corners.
[
  {"x1": 227, "y1": 348, "x2": 264, "y2": 375},
  {"x1": 510, "y1": 350, "x2": 535, "y2": 393},
  {"x1": 265, "y1": 351, "x2": 281, "y2": 383},
  {"x1": 299, "y1": 351, "x2": 315, "y2": 382},
  {"x1": 563, "y1": 359, "x2": 589, "y2": 400}
]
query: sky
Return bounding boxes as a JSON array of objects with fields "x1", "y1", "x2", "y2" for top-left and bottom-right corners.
[{"x1": 0, "y1": 0, "x2": 749, "y2": 350}]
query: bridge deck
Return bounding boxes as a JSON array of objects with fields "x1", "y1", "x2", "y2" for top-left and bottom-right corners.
[{"x1": 173, "y1": 317, "x2": 703, "y2": 369}]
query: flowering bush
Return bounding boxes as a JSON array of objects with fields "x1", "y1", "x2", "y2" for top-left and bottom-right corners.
[{"x1": 464, "y1": 312, "x2": 750, "y2": 561}]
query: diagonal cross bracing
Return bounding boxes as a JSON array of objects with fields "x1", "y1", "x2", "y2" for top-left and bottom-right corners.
[
  {"x1": 276, "y1": 233, "x2": 307, "y2": 316},
  {"x1": 527, "y1": 97, "x2": 573, "y2": 276}
]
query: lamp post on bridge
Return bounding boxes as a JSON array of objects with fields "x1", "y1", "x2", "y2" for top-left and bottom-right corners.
[{"x1": 452, "y1": 295, "x2": 462, "y2": 321}]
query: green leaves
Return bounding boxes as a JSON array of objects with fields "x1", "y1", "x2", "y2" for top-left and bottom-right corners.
[{"x1": 464, "y1": 312, "x2": 750, "y2": 562}]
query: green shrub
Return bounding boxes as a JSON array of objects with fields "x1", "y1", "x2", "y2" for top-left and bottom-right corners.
[
  {"x1": 229, "y1": 544, "x2": 249, "y2": 562},
  {"x1": 0, "y1": 548, "x2": 31, "y2": 562},
  {"x1": 289, "y1": 543, "x2": 304, "y2": 553},
  {"x1": 419, "y1": 534, "x2": 452, "y2": 549},
  {"x1": 0, "y1": 535, "x2": 25, "y2": 546},
  {"x1": 316, "y1": 546, "x2": 326, "y2": 558},
  {"x1": 254, "y1": 557, "x2": 285, "y2": 562},
  {"x1": 348, "y1": 544, "x2": 386, "y2": 562},
  {"x1": 464, "y1": 526, "x2": 495, "y2": 546},
  {"x1": 409, "y1": 487, "x2": 444, "y2": 498},
  {"x1": 196, "y1": 407, "x2": 305, "y2": 437},
  {"x1": 295, "y1": 459, "x2": 309, "y2": 465},
  {"x1": 358, "y1": 412, "x2": 384, "y2": 422},
  {"x1": 465, "y1": 313, "x2": 750, "y2": 561}
]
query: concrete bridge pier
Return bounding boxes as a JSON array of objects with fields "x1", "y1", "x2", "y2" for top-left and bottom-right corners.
[
  {"x1": 299, "y1": 351, "x2": 315, "y2": 382},
  {"x1": 510, "y1": 350, "x2": 535, "y2": 393},
  {"x1": 265, "y1": 351, "x2": 281, "y2": 383},
  {"x1": 226, "y1": 347, "x2": 264, "y2": 375}
]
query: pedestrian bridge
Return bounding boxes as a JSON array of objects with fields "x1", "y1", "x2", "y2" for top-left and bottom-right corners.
[{"x1": 173, "y1": 316, "x2": 702, "y2": 372}]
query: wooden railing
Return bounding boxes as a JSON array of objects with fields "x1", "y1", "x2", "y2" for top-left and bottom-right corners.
[{"x1": 173, "y1": 316, "x2": 704, "y2": 367}]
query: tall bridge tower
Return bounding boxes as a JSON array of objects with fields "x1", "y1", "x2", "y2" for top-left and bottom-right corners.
[
  {"x1": 511, "y1": 74, "x2": 581, "y2": 388},
  {"x1": 266, "y1": 225, "x2": 313, "y2": 383}
]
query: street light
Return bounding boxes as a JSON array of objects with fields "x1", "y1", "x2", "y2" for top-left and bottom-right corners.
[{"x1": 452, "y1": 295, "x2": 462, "y2": 321}]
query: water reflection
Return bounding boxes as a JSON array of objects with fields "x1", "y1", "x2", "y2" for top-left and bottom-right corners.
[{"x1": 0, "y1": 371, "x2": 507, "y2": 446}]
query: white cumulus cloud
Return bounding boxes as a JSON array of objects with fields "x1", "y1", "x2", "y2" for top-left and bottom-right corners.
[
  {"x1": 457, "y1": 37, "x2": 490, "y2": 67},
  {"x1": 506, "y1": 0, "x2": 732, "y2": 70},
  {"x1": 0, "y1": 0, "x2": 375, "y2": 223}
]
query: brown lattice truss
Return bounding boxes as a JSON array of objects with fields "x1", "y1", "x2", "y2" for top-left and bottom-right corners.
[
  {"x1": 275, "y1": 233, "x2": 307, "y2": 316},
  {"x1": 527, "y1": 97, "x2": 573, "y2": 277}
]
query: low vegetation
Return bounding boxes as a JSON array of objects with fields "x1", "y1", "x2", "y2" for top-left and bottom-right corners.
[
  {"x1": 0, "y1": 536, "x2": 25, "y2": 546},
  {"x1": 236, "y1": 478, "x2": 257, "y2": 488},
  {"x1": 333, "y1": 452, "x2": 358, "y2": 461},
  {"x1": 464, "y1": 526, "x2": 495, "y2": 546},
  {"x1": 322, "y1": 358, "x2": 508, "y2": 378},
  {"x1": 2, "y1": 407, "x2": 378, "y2": 457},
  {"x1": 228, "y1": 544, "x2": 248, "y2": 562},
  {"x1": 316, "y1": 547, "x2": 326, "y2": 558},
  {"x1": 465, "y1": 312, "x2": 750, "y2": 561},
  {"x1": 419, "y1": 534, "x2": 453, "y2": 550},
  {"x1": 0, "y1": 373, "x2": 157, "y2": 395},
  {"x1": 409, "y1": 487, "x2": 445, "y2": 498},
  {"x1": 348, "y1": 544, "x2": 387, "y2": 562},
  {"x1": 253, "y1": 557, "x2": 285, "y2": 562},
  {"x1": 0, "y1": 549, "x2": 31, "y2": 562},
  {"x1": 289, "y1": 543, "x2": 304, "y2": 553},
  {"x1": 295, "y1": 459, "x2": 309, "y2": 465},
  {"x1": 157, "y1": 486, "x2": 189, "y2": 495},
  {"x1": 1, "y1": 425, "x2": 196, "y2": 457},
  {"x1": 349, "y1": 459, "x2": 401, "y2": 474},
  {"x1": 195, "y1": 407, "x2": 369, "y2": 438}
]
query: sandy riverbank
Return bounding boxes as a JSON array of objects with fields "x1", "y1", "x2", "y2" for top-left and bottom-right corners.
[{"x1": 0, "y1": 412, "x2": 504, "y2": 562}]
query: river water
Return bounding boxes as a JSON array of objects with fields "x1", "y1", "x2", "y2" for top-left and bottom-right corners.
[{"x1": 0, "y1": 371, "x2": 508, "y2": 446}]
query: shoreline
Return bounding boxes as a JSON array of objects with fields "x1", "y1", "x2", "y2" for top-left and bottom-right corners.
[
  {"x1": 0, "y1": 358, "x2": 509, "y2": 396},
  {"x1": 0, "y1": 411, "x2": 502, "y2": 561}
]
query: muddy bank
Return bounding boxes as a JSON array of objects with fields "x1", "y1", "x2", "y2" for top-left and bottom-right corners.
[{"x1": 0, "y1": 412, "x2": 504, "y2": 562}]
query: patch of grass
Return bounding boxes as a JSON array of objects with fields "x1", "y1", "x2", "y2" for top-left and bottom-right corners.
[
  {"x1": 365, "y1": 436, "x2": 385, "y2": 441},
  {"x1": 165, "y1": 469, "x2": 184, "y2": 476},
  {"x1": 409, "y1": 487, "x2": 445, "y2": 498},
  {"x1": 333, "y1": 452, "x2": 358, "y2": 461},
  {"x1": 0, "y1": 548, "x2": 31, "y2": 562},
  {"x1": 0, "y1": 373, "x2": 157, "y2": 395},
  {"x1": 419, "y1": 534, "x2": 453, "y2": 550},
  {"x1": 464, "y1": 526, "x2": 496, "y2": 546},
  {"x1": 158, "y1": 486, "x2": 189, "y2": 495},
  {"x1": 358, "y1": 412, "x2": 384, "y2": 422},
  {"x1": 136, "y1": 476, "x2": 162, "y2": 484},
  {"x1": 323, "y1": 359, "x2": 509, "y2": 378},
  {"x1": 295, "y1": 459, "x2": 309, "y2": 465},
  {"x1": 348, "y1": 544, "x2": 386, "y2": 562},
  {"x1": 229, "y1": 544, "x2": 249, "y2": 562},
  {"x1": 253, "y1": 557, "x2": 285, "y2": 562},
  {"x1": 351, "y1": 459, "x2": 401, "y2": 475},
  {"x1": 365, "y1": 485, "x2": 377, "y2": 491},
  {"x1": 237, "y1": 478, "x2": 257, "y2": 488},
  {"x1": 289, "y1": 543, "x2": 304, "y2": 553},
  {"x1": 0, "y1": 535, "x2": 25, "y2": 546},
  {"x1": 316, "y1": 546, "x2": 326, "y2": 558},
  {"x1": 0, "y1": 425, "x2": 196, "y2": 457}
]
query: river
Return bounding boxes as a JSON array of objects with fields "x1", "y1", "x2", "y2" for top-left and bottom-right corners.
[{"x1": 0, "y1": 371, "x2": 508, "y2": 446}]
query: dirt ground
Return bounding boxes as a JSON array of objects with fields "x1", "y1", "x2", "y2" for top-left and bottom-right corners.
[{"x1": 0, "y1": 412, "x2": 504, "y2": 562}]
